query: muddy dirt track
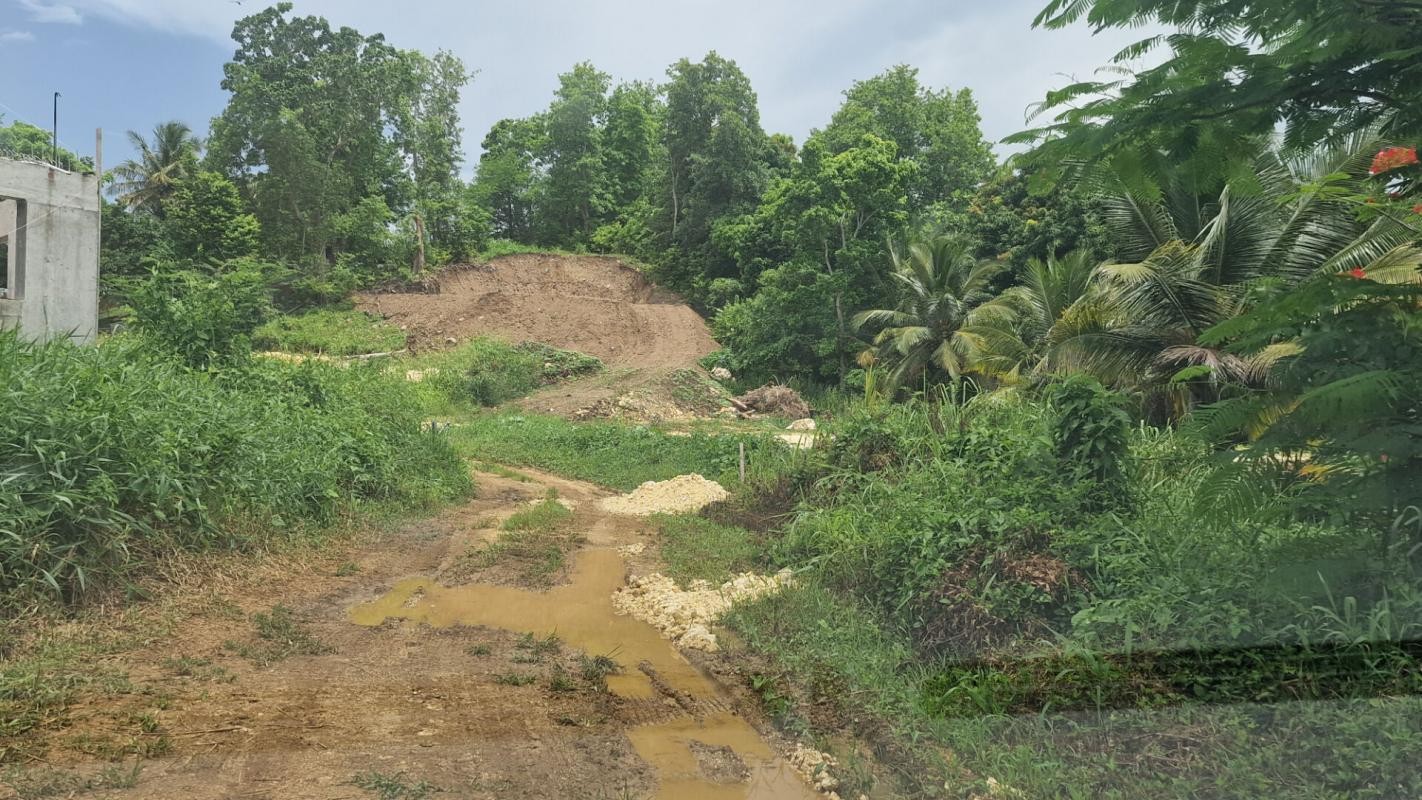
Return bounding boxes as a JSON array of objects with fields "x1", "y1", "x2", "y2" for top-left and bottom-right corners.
[
  {"x1": 355, "y1": 255, "x2": 720, "y2": 369},
  {"x1": 11, "y1": 468, "x2": 817, "y2": 800}
]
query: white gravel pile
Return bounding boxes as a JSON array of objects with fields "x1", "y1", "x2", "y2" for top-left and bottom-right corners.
[
  {"x1": 787, "y1": 745, "x2": 866, "y2": 800},
  {"x1": 612, "y1": 569, "x2": 794, "y2": 652},
  {"x1": 598, "y1": 474, "x2": 729, "y2": 516}
]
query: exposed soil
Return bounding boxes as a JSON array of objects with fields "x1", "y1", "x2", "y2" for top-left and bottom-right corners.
[
  {"x1": 355, "y1": 254, "x2": 727, "y2": 421},
  {"x1": 3, "y1": 467, "x2": 816, "y2": 800},
  {"x1": 355, "y1": 254, "x2": 718, "y2": 369}
]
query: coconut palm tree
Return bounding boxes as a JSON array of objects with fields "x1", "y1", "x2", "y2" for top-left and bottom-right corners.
[
  {"x1": 851, "y1": 236, "x2": 1021, "y2": 388},
  {"x1": 110, "y1": 121, "x2": 202, "y2": 216},
  {"x1": 1029, "y1": 133, "x2": 1422, "y2": 406}
]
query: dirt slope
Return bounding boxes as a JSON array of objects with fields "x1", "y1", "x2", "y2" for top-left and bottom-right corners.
[
  {"x1": 355, "y1": 254, "x2": 719, "y2": 369},
  {"x1": 4, "y1": 468, "x2": 816, "y2": 800}
]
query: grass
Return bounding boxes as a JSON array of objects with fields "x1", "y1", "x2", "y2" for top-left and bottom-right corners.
[
  {"x1": 226, "y1": 605, "x2": 332, "y2": 667},
  {"x1": 252, "y1": 308, "x2": 406, "y2": 356},
  {"x1": 459, "y1": 492, "x2": 582, "y2": 586},
  {"x1": 446, "y1": 411, "x2": 787, "y2": 491},
  {"x1": 578, "y1": 653, "x2": 621, "y2": 691},
  {"x1": 719, "y1": 391, "x2": 1422, "y2": 798},
  {"x1": 548, "y1": 666, "x2": 578, "y2": 693},
  {"x1": 408, "y1": 337, "x2": 603, "y2": 411},
  {"x1": 472, "y1": 461, "x2": 534, "y2": 482},
  {"x1": 0, "y1": 331, "x2": 471, "y2": 605},
  {"x1": 501, "y1": 491, "x2": 573, "y2": 532},
  {"x1": 493, "y1": 672, "x2": 538, "y2": 686},
  {"x1": 352, "y1": 770, "x2": 436, "y2": 800},
  {"x1": 1, "y1": 762, "x2": 143, "y2": 799},
  {"x1": 657, "y1": 516, "x2": 760, "y2": 585}
]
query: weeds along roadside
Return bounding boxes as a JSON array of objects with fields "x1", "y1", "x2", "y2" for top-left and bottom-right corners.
[
  {"x1": 690, "y1": 389, "x2": 1422, "y2": 799},
  {"x1": 0, "y1": 329, "x2": 472, "y2": 610}
]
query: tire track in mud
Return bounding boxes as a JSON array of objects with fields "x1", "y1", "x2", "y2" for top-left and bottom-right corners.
[{"x1": 349, "y1": 468, "x2": 817, "y2": 800}]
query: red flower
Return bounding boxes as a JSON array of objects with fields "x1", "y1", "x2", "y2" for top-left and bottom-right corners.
[
  {"x1": 1370, "y1": 146, "x2": 1419, "y2": 175},
  {"x1": 1349, "y1": 267, "x2": 1368, "y2": 279},
  {"x1": 1413, "y1": 204, "x2": 1422, "y2": 214}
]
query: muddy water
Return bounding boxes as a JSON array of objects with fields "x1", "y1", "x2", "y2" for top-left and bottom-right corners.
[{"x1": 350, "y1": 547, "x2": 816, "y2": 800}]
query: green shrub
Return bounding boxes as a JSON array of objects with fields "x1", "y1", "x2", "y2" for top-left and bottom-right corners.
[
  {"x1": 427, "y1": 338, "x2": 602, "y2": 407},
  {"x1": 252, "y1": 309, "x2": 406, "y2": 356},
  {"x1": 0, "y1": 332, "x2": 470, "y2": 603},
  {"x1": 127, "y1": 264, "x2": 270, "y2": 369},
  {"x1": 1046, "y1": 374, "x2": 1133, "y2": 507}
]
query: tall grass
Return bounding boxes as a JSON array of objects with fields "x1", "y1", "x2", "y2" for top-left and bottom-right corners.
[
  {"x1": 447, "y1": 412, "x2": 788, "y2": 491},
  {"x1": 252, "y1": 308, "x2": 405, "y2": 355},
  {"x1": 0, "y1": 331, "x2": 470, "y2": 603}
]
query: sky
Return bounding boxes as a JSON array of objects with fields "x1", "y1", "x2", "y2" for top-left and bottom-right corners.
[{"x1": 0, "y1": 0, "x2": 1156, "y2": 175}]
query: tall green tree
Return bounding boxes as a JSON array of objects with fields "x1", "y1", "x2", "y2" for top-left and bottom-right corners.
[
  {"x1": 110, "y1": 121, "x2": 201, "y2": 216},
  {"x1": 538, "y1": 62, "x2": 612, "y2": 245},
  {"x1": 0, "y1": 117, "x2": 89, "y2": 172},
  {"x1": 715, "y1": 135, "x2": 918, "y2": 380},
  {"x1": 852, "y1": 236, "x2": 1018, "y2": 388},
  {"x1": 165, "y1": 171, "x2": 261, "y2": 263},
  {"x1": 817, "y1": 66, "x2": 994, "y2": 206},
  {"x1": 657, "y1": 52, "x2": 771, "y2": 283},
  {"x1": 396, "y1": 50, "x2": 478, "y2": 264},
  {"x1": 602, "y1": 81, "x2": 662, "y2": 214},
  {"x1": 471, "y1": 117, "x2": 543, "y2": 242},
  {"x1": 207, "y1": 3, "x2": 470, "y2": 275}
]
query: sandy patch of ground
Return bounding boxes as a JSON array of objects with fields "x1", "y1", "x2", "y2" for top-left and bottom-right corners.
[
  {"x1": 599, "y1": 474, "x2": 730, "y2": 516},
  {"x1": 612, "y1": 570, "x2": 796, "y2": 653}
]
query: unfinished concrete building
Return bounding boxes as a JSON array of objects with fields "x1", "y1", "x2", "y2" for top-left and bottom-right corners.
[{"x1": 0, "y1": 156, "x2": 100, "y2": 343}]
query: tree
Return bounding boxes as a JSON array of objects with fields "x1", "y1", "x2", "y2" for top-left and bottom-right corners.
[
  {"x1": 1015, "y1": 0, "x2": 1422, "y2": 182},
  {"x1": 396, "y1": 50, "x2": 476, "y2": 265},
  {"x1": 715, "y1": 134, "x2": 918, "y2": 379},
  {"x1": 1197, "y1": 275, "x2": 1422, "y2": 520},
  {"x1": 949, "y1": 164, "x2": 1112, "y2": 271},
  {"x1": 165, "y1": 171, "x2": 261, "y2": 263},
  {"x1": 816, "y1": 66, "x2": 994, "y2": 206},
  {"x1": 851, "y1": 237, "x2": 1018, "y2": 388},
  {"x1": 1011, "y1": 136, "x2": 1422, "y2": 415},
  {"x1": 657, "y1": 52, "x2": 771, "y2": 284},
  {"x1": 207, "y1": 3, "x2": 467, "y2": 275},
  {"x1": 602, "y1": 81, "x2": 662, "y2": 215},
  {"x1": 110, "y1": 122, "x2": 201, "y2": 216},
  {"x1": 471, "y1": 117, "x2": 543, "y2": 242},
  {"x1": 538, "y1": 62, "x2": 612, "y2": 245},
  {"x1": 0, "y1": 117, "x2": 90, "y2": 172}
]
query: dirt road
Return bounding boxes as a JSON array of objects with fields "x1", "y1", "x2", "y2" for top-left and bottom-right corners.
[{"x1": 11, "y1": 467, "x2": 816, "y2": 800}]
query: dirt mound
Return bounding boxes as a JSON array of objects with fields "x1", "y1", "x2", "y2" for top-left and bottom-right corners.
[{"x1": 355, "y1": 254, "x2": 719, "y2": 368}]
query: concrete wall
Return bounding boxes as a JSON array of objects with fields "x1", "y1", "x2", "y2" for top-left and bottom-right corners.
[{"x1": 0, "y1": 158, "x2": 100, "y2": 344}]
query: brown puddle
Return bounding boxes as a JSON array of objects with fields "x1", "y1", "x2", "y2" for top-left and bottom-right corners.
[{"x1": 350, "y1": 547, "x2": 817, "y2": 800}]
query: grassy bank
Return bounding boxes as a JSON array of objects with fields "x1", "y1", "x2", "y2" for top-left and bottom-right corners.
[
  {"x1": 668, "y1": 390, "x2": 1422, "y2": 799},
  {"x1": 252, "y1": 307, "x2": 406, "y2": 356},
  {"x1": 446, "y1": 412, "x2": 788, "y2": 491},
  {"x1": 0, "y1": 331, "x2": 471, "y2": 606}
]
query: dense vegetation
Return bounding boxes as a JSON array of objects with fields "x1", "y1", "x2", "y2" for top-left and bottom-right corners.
[
  {"x1": 3, "y1": 0, "x2": 1420, "y2": 795},
  {"x1": 0, "y1": 331, "x2": 469, "y2": 604}
]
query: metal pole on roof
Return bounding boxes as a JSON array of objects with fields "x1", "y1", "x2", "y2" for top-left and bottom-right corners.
[{"x1": 52, "y1": 92, "x2": 60, "y2": 166}]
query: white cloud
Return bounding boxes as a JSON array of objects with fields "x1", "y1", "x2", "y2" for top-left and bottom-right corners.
[
  {"x1": 55, "y1": 0, "x2": 1162, "y2": 156},
  {"x1": 1, "y1": 29, "x2": 37, "y2": 42},
  {"x1": 18, "y1": 0, "x2": 83, "y2": 24}
]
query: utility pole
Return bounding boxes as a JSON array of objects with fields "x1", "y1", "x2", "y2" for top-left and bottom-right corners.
[{"x1": 51, "y1": 92, "x2": 60, "y2": 166}]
